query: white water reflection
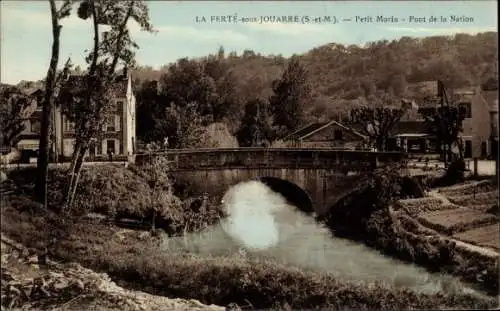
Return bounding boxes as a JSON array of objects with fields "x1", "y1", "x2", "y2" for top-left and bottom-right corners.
[{"x1": 161, "y1": 181, "x2": 482, "y2": 297}]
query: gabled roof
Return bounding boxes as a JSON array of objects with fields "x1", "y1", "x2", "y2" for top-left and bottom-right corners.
[
  {"x1": 282, "y1": 122, "x2": 330, "y2": 141},
  {"x1": 283, "y1": 120, "x2": 367, "y2": 141}
]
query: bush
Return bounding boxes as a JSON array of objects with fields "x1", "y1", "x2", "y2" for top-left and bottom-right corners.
[
  {"x1": 324, "y1": 168, "x2": 499, "y2": 295},
  {"x1": 0, "y1": 201, "x2": 496, "y2": 310},
  {"x1": 7, "y1": 165, "x2": 223, "y2": 235},
  {"x1": 433, "y1": 159, "x2": 466, "y2": 187}
]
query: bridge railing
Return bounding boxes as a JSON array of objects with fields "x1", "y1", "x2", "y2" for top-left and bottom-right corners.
[
  {"x1": 135, "y1": 148, "x2": 407, "y2": 170},
  {"x1": 135, "y1": 147, "x2": 405, "y2": 155}
]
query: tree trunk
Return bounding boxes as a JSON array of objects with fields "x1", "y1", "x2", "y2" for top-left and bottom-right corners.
[
  {"x1": 65, "y1": 144, "x2": 88, "y2": 213},
  {"x1": 35, "y1": 0, "x2": 61, "y2": 208}
]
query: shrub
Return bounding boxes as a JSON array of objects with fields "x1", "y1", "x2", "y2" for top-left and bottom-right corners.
[
  {"x1": 7, "y1": 164, "x2": 222, "y2": 235},
  {"x1": 433, "y1": 159, "x2": 466, "y2": 187},
  {"x1": 324, "y1": 168, "x2": 499, "y2": 295},
  {"x1": 0, "y1": 201, "x2": 496, "y2": 310}
]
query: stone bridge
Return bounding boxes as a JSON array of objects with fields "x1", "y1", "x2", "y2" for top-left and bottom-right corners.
[{"x1": 136, "y1": 148, "x2": 407, "y2": 216}]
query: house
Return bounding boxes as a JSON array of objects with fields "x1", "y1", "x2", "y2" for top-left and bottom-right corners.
[
  {"x1": 482, "y1": 83, "x2": 499, "y2": 158},
  {"x1": 451, "y1": 86, "x2": 491, "y2": 158},
  {"x1": 14, "y1": 72, "x2": 137, "y2": 162},
  {"x1": 404, "y1": 80, "x2": 494, "y2": 158},
  {"x1": 281, "y1": 120, "x2": 367, "y2": 149}
]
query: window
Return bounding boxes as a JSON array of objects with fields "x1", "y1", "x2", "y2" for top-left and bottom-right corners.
[
  {"x1": 115, "y1": 115, "x2": 121, "y2": 131},
  {"x1": 105, "y1": 115, "x2": 115, "y2": 132},
  {"x1": 30, "y1": 119, "x2": 41, "y2": 133},
  {"x1": 334, "y1": 129, "x2": 343, "y2": 140},
  {"x1": 458, "y1": 102, "x2": 472, "y2": 118},
  {"x1": 106, "y1": 140, "x2": 116, "y2": 155},
  {"x1": 63, "y1": 117, "x2": 75, "y2": 133}
]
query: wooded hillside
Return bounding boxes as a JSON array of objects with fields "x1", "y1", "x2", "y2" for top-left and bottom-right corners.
[{"x1": 131, "y1": 32, "x2": 497, "y2": 120}]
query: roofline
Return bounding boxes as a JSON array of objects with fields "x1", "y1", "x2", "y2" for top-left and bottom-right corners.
[
  {"x1": 299, "y1": 120, "x2": 367, "y2": 140},
  {"x1": 281, "y1": 122, "x2": 316, "y2": 141}
]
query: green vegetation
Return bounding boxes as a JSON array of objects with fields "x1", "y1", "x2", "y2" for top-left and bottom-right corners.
[
  {"x1": 130, "y1": 32, "x2": 497, "y2": 147},
  {"x1": 324, "y1": 168, "x2": 499, "y2": 296},
  {"x1": 0, "y1": 196, "x2": 496, "y2": 310},
  {"x1": 7, "y1": 165, "x2": 223, "y2": 235}
]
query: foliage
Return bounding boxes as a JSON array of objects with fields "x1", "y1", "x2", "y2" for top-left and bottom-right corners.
[
  {"x1": 323, "y1": 169, "x2": 498, "y2": 295},
  {"x1": 129, "y1": 32, "x2": 497, "y2": 124},
  {"x1": 1, "y1": 200, "x2": 496, "y2": 310},
  {"x1": 59, "y1": 0, "x2": 155, "y2": 211},
  {"x1": 431, "y1": 159, "x2": 467, "y2": 187},
  {"x1": 0, "y1": 85, "x2": 34, "y2": 149},
  {"x1": 269, "y1": 56, "x2": 311, "y2": 138},
  {"x1": 236, "y1": 98, "x2": 274, "y2": 147},
  {"x1": 348, "y1": 94, "x2": 406, "y2": 150},
  {"x1": 200, "y1": 122, "x2": 239, "y2": 148},
  {"x1": 7, "y1": 165, "x2": 222, "y2": 235},
  {"x1": 164, "y1": 102, "x2": 206, "y2": 149},
  {"x1": 420, "y1": 105, "x2": 466, "y2": 161}
]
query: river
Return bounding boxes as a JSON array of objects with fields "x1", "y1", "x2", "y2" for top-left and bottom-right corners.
[{"x1": 161, "y1": 180, "x2": 483, "y2": 296}]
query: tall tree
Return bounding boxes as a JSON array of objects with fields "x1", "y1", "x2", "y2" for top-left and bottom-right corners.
[
  {"x1": 269, "y1": 56, "x2": 311, "y2": 138},
  {"x1": 63, "y1": 0, "x2": 154, "y2": 212},
  {"x1": 0, "y1": 85, "x2": 35, "y2": 150},
  {"x1": 35, "y1": 0, "x2": 73, "y2": 208},
  {"x1": 420, "y1": 105, "x2": 465, "y2": 164},
  {"x1": 164, "y1": 102, "x2": 205, "y2": 149},
  {"x1": 236, "y1": 98, "x2": 274, "y2": 147},
  {"x1": 348, "y1": 94, "x2": 406, "y2": 151}
]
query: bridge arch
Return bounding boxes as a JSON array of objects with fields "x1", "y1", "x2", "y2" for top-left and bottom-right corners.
[{"x1": 256, "y1": 176, "x2": 315, "y2": 215}]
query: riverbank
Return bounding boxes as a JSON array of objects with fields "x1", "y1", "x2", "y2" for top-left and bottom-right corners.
[
  {"x1": 1, "y1": 234, "x2": 224, "y2": 311},
  {"x1": 0, "y1": 200, "x2": 496, "y2": 310},
  {"x1": 324, "y1": 169, "x2": 499, "y2": 296},
  {"x1": 1, "y1": 167, "x2": 497, "y2": 309}
]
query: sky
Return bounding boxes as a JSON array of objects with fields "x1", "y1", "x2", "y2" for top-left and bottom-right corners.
[{"x1": 1, "y1": 1, "x2": 497, "y2": 84}]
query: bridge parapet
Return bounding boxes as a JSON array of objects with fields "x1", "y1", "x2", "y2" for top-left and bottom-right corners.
[{"x1": 135, "y1": 148, "x2": 406, "y2": 171}]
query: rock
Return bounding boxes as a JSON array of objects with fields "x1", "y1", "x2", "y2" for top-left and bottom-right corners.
[{"x1": 52, "y1": 279, "x2": 69, "y2": 291}]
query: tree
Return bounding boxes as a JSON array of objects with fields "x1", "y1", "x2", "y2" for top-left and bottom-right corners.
[
  {"x1": 164, "y1": 102, "x2": 205, "y2": 149},
  {"x1": 34, "y1": 0, "x2": 73, "y2": 208},
  {"x1": 136, "y1": 80, "x2": 168, "y2": 144},
  {"x1": 201, "y1": 47, "x2": 241, "y2": 124},
  {"x1": 420, "y1": 105, "x2": 465, "y2": 164},
  {"x1": 236, "y1": 98, "x2": 274, "y2": 147},
  {"x1": 269, "y1": 56, "x2": 311, "y2": 138},
  {"x1": 348, "y1": 94, "x2": 406, "y2": 151},
  {"x1": 62, "y1": 0, "x2": 155, "y2": 212},
  {"x1": 0, "y1": 85, "x2": 35, "y2": 149}
]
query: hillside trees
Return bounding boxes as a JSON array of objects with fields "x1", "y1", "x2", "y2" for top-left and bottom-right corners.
[
  {"x1": 269, "y1": 56, "x2": 311, "y2": 138},
  {"x1": 236, "y1": 98, "x2": 274, "y2": 147},
  {"x1": 137, "y1": 47, "x2": 242, "y2": 147}
]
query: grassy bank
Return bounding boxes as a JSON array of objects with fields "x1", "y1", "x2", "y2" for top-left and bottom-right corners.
[
  {"x1": 0, "y1": 197, "x2": 497, "y2": 310},
  {"x1": 324, "y1": 168, "x2": 499, "y2": 296},
  {"x1": 6, "y1": 165, "x2": 223, "y2": 235}
]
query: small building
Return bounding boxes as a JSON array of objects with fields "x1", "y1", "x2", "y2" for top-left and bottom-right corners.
[
  {"x1": 281, "y1": 120, "x2": 367, "y2": 149},
  {"x1": 14, "y1": 72, "x2": 137, "y2": 162},
  {"x1": 392, "y1": 120, "x2": 438, "y2": 154},
  {"x1": 451, "y1": 86, "x2": 491, "y2": 158}
]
